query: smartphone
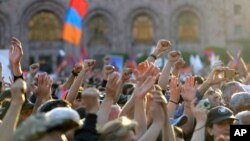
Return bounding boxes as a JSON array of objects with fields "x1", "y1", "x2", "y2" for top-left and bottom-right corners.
[
  {"x1": 218, "y1": 69, "x2": 237, "y2": 79},
  {"x1": 197, "y1": 98, "x2": 210, "y2": 109},
  {"x1": 224, "y1": 69, "x2": 237, "y2": 79}
]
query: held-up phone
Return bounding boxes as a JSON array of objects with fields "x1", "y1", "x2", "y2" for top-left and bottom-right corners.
[
  {"x1": 218, "y1": 69, "x2": 237, "y2": 79},
  {"x1": 197, "y1": 99, "x2": 210, "y2": 109}
]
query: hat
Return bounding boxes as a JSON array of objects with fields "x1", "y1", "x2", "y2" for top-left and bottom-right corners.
[
  {"x1": 206, "y1": 106, "x2": 237, "y2": 125},
  {"x1": 13, "y1": 108, "x2": 82, "y2": 141},
  {"x1": 170, "y1": 115, "x2": 188, "y2": 126}
]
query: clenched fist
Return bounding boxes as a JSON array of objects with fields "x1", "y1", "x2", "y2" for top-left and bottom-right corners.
[
  {"x1": 168, "y1": 51, "x2": 181, "y2": 63},
  {"x1": 154, "y1": 39, "x2": 171, "y2": 57}
]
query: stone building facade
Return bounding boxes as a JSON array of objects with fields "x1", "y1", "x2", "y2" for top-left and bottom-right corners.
[{"x1": 0, "y1": 0, "x2": 249, "y2": 72}]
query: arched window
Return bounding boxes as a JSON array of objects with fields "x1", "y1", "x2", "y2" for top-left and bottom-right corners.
[
  {"x1": 133, "y1": 14, "x2": 153, "y2": 43},
  {"x1": 88, "y1": 15, "x2": 108, "y2": 44},
  {"x1": 28, "y1": 11, "x2": 60, "y2": 41},
  {"x1": 177, "y1": 11, "x2": 199, "y2": 42}
]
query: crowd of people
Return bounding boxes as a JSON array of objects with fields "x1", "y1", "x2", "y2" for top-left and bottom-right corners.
[{"x1": 0, "y1": 37, "x2": 250, "y2": 141}]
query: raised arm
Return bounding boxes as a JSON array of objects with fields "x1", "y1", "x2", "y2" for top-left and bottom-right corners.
[
  {"x1": 172, "y1": 58, "x2": 185, "y2": 77},
  {"x1": 146, "y1": 40, "x2": 171, "y2": 63},
  {"x1": 60, "y1": 63, "x2": 82, "y2": 90},
  {"x1": 9, "y1": 37, "x2": 23, "y2": 79},
  {"x1": 134, "y1": 63, "x2": 160, "y2": 139},
  {"x1": 158, "y1": 51, "x2": 181, "y2": 90},
  {"x1": 0, "y1": 79, "x2": 26, "y2": 141},
  {"x1": 167, "y1": 76, "x2": 181, "y2": 118},
  {"x1": 198, "y1": 66, "x2": 226, "y2": 95},
  {"x1": 138, "y1": 86, "x2": 165, "y2": 141},
  {"x1": 66, "y1": 60, "x2": 95, "y2": 104},
  {"x1": 33, "y1": 73, "x2": 53, "y2": 113},
  {"x1": 97, "y1": 72, "x2": 120, "y2": 128},
  {"x1": 190, "y1": 98, "x2": 207, "y2": 141},
  {"x1": 180, "y1": 76, "x2": 197, "y2": 138},
  {"x1": 26, "y1": 63, "x2": 40, "y2": 97}
]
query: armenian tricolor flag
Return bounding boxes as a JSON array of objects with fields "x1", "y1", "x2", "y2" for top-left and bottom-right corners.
[{"x1": 62, "y1": 0, "x2": 89, "y2": 46}]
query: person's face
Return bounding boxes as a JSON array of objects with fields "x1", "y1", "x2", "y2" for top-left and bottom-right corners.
[
  {"x1": 39, "y1": 131, "x2": 68, "y2": 141},
  {"x1": 207, "y1": 119, "x2": 235, "y2": 139},
  {"x1": 73, "y1": 98, "x2": 82, "y2": 109},
  {"x1": 122, "y1": 130, "x2": 136, "y2": 141},
  {"x1": 206, "y1": 92, "x2": 224, "y2": 107}
]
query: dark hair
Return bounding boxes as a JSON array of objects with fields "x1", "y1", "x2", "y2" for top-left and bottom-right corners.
[
  {"x1": 122, "y1": 83, "x2": 134, "y2": 95},
  {"x1": 37, "y1": 100, "x2": 72, "y2": 113},
  {"x1": 195, "y1": 76, "x2": 205, "y2": 85}
]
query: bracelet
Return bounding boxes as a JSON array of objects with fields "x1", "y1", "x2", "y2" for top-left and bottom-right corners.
[
  {"x1": 14, "y1": 74, "x2": 24, "y2": 82},
  {"x1": 150, "y1": 54, "x2": 157, "y2": 60},
  {"x1": 169, "y1": 99, "x2": 178, "y2": 105},
  {"x1": 194, "y1": 125, "x2": 205, "y2": 132},
  {"x1": 71, "y1": 70, "x2": 78, "y2": 76}
]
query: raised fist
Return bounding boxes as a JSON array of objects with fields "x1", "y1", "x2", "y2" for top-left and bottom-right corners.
[{"x1": 168, "y1": 51, "x2": 181, "y2": 63}]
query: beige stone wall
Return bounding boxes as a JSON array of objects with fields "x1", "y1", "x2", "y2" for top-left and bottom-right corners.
[{"x1": 0, "y1": 0, "x2": 249, "y2": 70}]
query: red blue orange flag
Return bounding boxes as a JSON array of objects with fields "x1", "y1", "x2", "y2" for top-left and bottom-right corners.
[{"x1": 62, "y1": 0, "x2": 89, "y2": 46}]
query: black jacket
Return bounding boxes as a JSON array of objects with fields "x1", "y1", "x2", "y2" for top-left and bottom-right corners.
[{"x1": 74, "y1": 113, "x2": 100, "y2": 141}]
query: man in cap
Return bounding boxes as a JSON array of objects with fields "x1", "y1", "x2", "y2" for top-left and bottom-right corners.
[
  {"x1": 13, "y1": 107, "x2": 82, "y2": 141},
  {"x1": 206, "y1": 106, "x2": 237, "y2": 141}
]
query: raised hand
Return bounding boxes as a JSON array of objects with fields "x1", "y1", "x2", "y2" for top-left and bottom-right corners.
[
  {"x1": 153, "y1": 39, "x2": 171, "y2": 57},
  {"x1": 83, "y1": 59, "x2": 96, "y2": 71},
  {"x1": 102, "y1": 65, "x2": 115, "y2": 80},
  {"x1": 174, "y1": 58, "x2": 185, "y2": 70},
  {"x1": 10, "y1": 79, "x2": 26, "y2": 104},
  {"x1": 170, "y1": 76, "x2": 181, "y2": 103},
  {"x1": 181, "y1": 76, "x2": 197, "y2": 103},
  {"x1": 134, "y1": 62, "x2": 160, "y2": 98},
  {"x1": 151, "y1": 89, "x2": 166, "y2": 123},
  {"x1": 72, "y1": 63, "x2": 83, "y2": 74},
  {"x1": 206, "y1": 66, "x2": 227, "y2": 85},
  {"x1": 191, "y1": 98, "x2": 207, "y2": 123},
  {"x1": 106, "y1": 72, "x2": 120, "y2": 100},
  {"x1": 29, "y1": 63, "x2": 40, "y2": 75},
  {"x1": 9, "y1": 37, "x2": 23, "y2": 66},
  {"x1": 121, "y1": 68, "x2": 132, "y2": 82},
  {"x1": 168, "y1": 51, "x2": 182, "y2": 63},
  {"x1": 36, "y1": 73, "x2": 53, "y2": 100}
]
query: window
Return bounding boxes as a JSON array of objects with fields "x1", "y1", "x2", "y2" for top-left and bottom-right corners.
[
  {"x1": 28, "y1": 11, "x2": 60, "y2": 41},
  {"x1": 234, "y1": 4, "x2": 241, "y2": 15},
  {"x1": 88, "y1": 15, "x2": 108, "y2": 44},
  {"x1": 133, "y1": 14, "x2": 154, "y2": 43},
  {"x1": 234, "y1": 25, "x2": 242, "y2": 36},
  {"x1": 177, "y1": 11, "x2": 199, "y2": 42}
]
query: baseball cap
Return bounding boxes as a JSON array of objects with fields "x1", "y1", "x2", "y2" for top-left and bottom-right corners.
[
  {"x1": 206, "y1": 106, "x2": 237, "y2": 125},
  {"x1": 13, "y1": 108, "x2": 82, "y2": 141}
]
